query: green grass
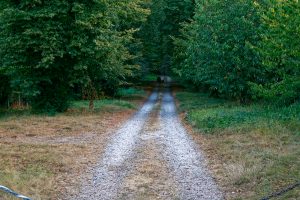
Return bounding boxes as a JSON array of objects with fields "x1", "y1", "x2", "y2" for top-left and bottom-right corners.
[
  {"x1": 116, "y1": 87, "x2": 146, "y2": 98},
  {"x1": 141, "y1": 74, "x2": 158, "y2": 82},
  {"x1": 177, "y1": 92, "x2": 300, "y2": 135},
  {"x1": 71, "y1": 99, "x2": 136, "y2": 111},
  {"x1": 176, "y1": 91, "x2": 300, "y2": 200},
  {"x1": 0, "y1": 87, "x2": 146, "y2": 119},
  {"x1": 177, "y1": 92, "x2": 228, "y2": 111},
  {"x1": 71, "y1": 87, "x2": 146, "y2": 111}
]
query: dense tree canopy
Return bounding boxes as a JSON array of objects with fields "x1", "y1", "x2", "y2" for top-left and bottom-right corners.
[
  {"x1": 0, "y1": 0, "x2": 299, "y2": 112},
  {"x1": 252, "y1": 0, "x2": 300, "y2": 104},
  {"x1": 173, "y1": 0, "x2": 261, "y2": 101},
  {"x1": 139, "y1": 0, "x2": 194, "y2": 74},
  {"x1": 172, "y1": 0, "x2": 299, "y2": 104},
  {"x1": 0, "y1": 0, "x2": 148, "y2": 112}
]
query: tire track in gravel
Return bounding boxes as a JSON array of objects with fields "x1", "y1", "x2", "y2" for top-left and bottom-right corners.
[
  {"x1": 75, "y1": 84, "x2": 223, "y2": 200},
  {"x1": 117, "y1": 93, "x2": 180, "y2": 200},
  {"x1": 76, "y1": 89, "x2": 159, "y2": 200},
  {"x1": 159, "y1": 88, "x2": 223, "y2": 200}
]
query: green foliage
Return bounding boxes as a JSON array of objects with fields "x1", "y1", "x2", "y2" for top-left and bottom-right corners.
[
  {"x1": 0, "y1": 0, "x2": 71, "y2": 112},
  {"x1": 172, "y1": 0, "x2": 299, "y2": 105},
  {"x1": 139, "y1": 0, "x2": 194, "y2": 74},
  {"x1": 0, "y1": 0, "x2": 149, "y2": 112},
  {"x1": 0, "y1": 71, "x2": 10, "y2": 106},
  {"x1": 177, "y1": 91, "x2": 300, "y2": 135},
  {"x1": 173, "y1": 0, "x2": 261, "y2": 101},
  {"x1": 251, "y1": 0, "x2": 300, "y2": 105},
  {"x1": 1, "y1": 0, "x2": 298, "y2": 110}
]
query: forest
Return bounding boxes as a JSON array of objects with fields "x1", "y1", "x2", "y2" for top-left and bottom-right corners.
[
  {"x1": 0, "y1": 1, "x2": 299, "y2": 199},
  {"x1": 0, "y1": 0, "x2": 299, "y2": 112}
]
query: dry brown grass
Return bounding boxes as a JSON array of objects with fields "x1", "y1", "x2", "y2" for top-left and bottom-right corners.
[
  {"x1": 175, "y1": 91, "x2": 300, "y2": 200},
  {"x1": 0, "y1": 109, "x2": 137, "y2": 199},
  {"x1": 181, "y1": 115, "x2": 300, "y2": 200},
  {"x1": 0, "y1": 111, "x2": 132, "y2": 138}
]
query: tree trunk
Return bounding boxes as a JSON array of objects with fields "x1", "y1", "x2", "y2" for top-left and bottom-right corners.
[{"x1": 89, "y1": 99, "x2": 94, "y2": 111}]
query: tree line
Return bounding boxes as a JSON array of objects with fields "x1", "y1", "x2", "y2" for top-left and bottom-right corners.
[
  {"x1": 0, "y1": 0, "x2": 299, "y2": 112},
  {"x1": 0, "y1": 0, "x2": 149, "y2": 112},
  {"x1": 172, "y1": 0, "x2": 299, "y2": 104},
  {"x1": 139, "y1": 0, "x2": 194, "y2": 75}
]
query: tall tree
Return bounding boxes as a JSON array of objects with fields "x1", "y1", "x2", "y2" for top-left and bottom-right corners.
[
  {"x1": 251, "y1": 0, "x2": 300, "y2": 104},
  {"x1": 0, "y1": 0, "x2": 148, "y2": 112},
  {"x1": 139, "y1": 0, "x2": 194, "y2": 75},
  {"x1": 0, "y1": 0, "x2": 73, "y2": 112},
  {"x1": 173, "y1": 0, "x2": 261, "y2": 101}
]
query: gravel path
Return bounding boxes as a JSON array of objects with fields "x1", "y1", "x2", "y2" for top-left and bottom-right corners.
[
  {"x1": 76, "y1": 90, "x2": 159, "y2": 199},
  {"x1": 159, "y1": 88, "x2": 223, "y2": 199},
  {"x1": 75, "y1": 86, "x2": 223, "y2": 200}
]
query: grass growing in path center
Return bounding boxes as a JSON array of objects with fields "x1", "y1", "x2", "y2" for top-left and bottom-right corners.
[{"x1": 176, "y1": 92, "x2": 300, "y2": 200}]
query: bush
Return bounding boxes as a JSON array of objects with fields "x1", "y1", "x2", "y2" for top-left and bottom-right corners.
[{"x1": 31, "y1": 79, "x2": 71, "y2": 113}]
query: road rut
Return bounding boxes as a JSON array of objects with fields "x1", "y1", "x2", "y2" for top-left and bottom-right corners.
[{"x1": 75, "y1": 87, "x2": 223, "y2": 200}]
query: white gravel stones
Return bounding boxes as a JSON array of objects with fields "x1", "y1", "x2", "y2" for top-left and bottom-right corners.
[
  {"x1": 76, "y1": 90, "x2": 159, "y2": 200},
  {"x1": 75, "y1": 86, "x2": 223, "y2": 200},
  {"x1": 160, "y1": 89, "x2": 223, "y2": 200}
]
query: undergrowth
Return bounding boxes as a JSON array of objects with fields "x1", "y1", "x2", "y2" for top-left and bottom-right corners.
[
  {"x1": 177, "y1": 92, "x2": 300, "y2": 135},
  {"x1": 0, "y1": 87, "x2": 146, "y2": 119},
  {"x1": 116, "y1": 87, "x2": 146, "y2": 98}
]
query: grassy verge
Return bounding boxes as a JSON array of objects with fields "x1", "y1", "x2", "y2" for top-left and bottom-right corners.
[
  {"x1": 0, "y1": 87, "x2": 147, "y2": 199},
  {"x1": 71, "y1": 99, "x2": 136, "y2": 111},
  {"x1": 0, "y1": 87, "x2": 146, "y2": 117},
  {"x1": 176, "y1": 92, "x2": 300, "y2": 200},
  {"x1": 0, "y1": 144, "x2": 78, "y2": 199},
  {"x1": 69, "y1": 87, "x2": 146, "y2": 112}
]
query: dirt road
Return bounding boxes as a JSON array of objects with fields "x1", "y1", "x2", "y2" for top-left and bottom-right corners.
[{"x1": 74, "y1": 86, "x2": 223, "y2": 200}]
